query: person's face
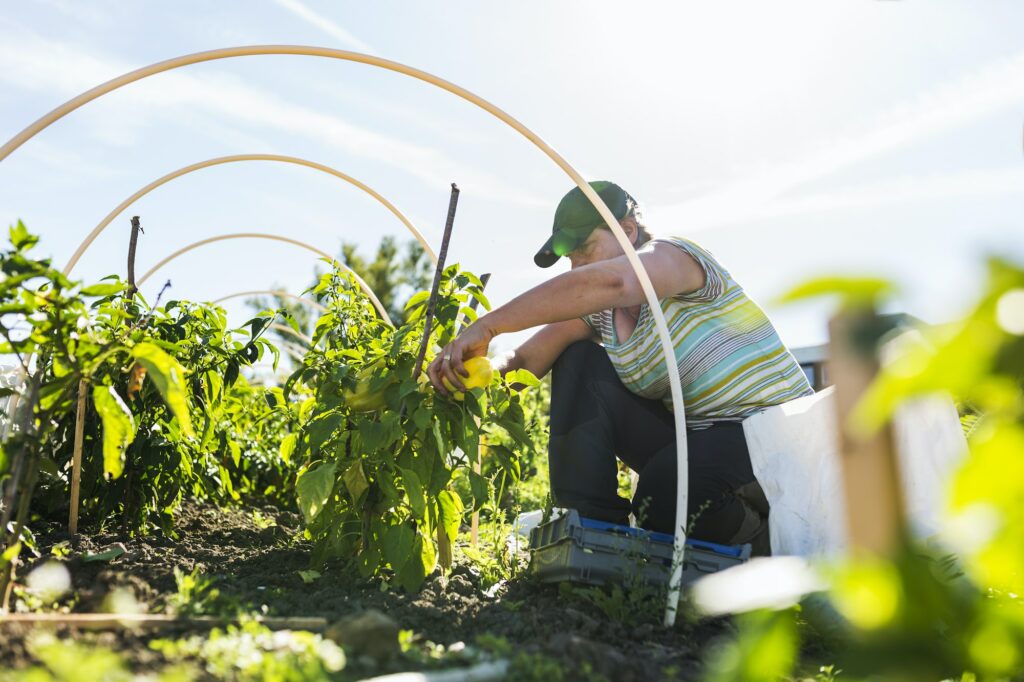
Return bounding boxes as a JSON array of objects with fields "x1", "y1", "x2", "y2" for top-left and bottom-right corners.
[{"x1": 567, "y1": 219, "x2": 638, "y2": 269}]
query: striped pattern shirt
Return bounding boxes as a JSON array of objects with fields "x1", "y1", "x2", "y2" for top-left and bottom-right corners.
[{"x1": 584, "y1": 236, "x2": 813, "y2": 429}]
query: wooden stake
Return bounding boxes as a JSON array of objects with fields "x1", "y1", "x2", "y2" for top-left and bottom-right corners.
[
  {"x1": 127, "y1": 216, "x2": 143, "y2": 299},
  {"x1": 470, "y1": 458, "x2": 482, "y2": 547},
  {"x1": 0, "y1": 613, "x2": 328, "y2": 631},
  {"x1": 828, "y1": 311, "x2": 906, "y2": 555},
  {"x1": 68, "y1": 380, "x2": 87, "y2": 535},
  {"x1": 452, "y1": 272, "x2": 490, "y2": 549},
  {"x1": 412, "y1": 184, "x2": 460, "y2": 380}
]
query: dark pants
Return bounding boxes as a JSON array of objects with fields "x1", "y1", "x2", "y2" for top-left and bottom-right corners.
[{"x1": 548, "y1": 341, "x2": 770, "y2": 553}]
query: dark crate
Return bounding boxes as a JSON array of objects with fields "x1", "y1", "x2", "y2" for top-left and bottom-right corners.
[{"x1": 528, "y1": 509, "x2": 751, "y2": 587}]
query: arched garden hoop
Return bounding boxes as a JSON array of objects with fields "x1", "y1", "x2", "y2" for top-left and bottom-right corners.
[
  {"x1": 62, "y1": 154, "x2": 436, "y2": 277},
  {"x1": 213, "y1": 289, "x2": 327, "y2": 314},
  {"x1": 0, "y1": 45, "x2": 689, "y2": 626},
  {"x1": 135, "y1": 231, "x2": 393, "y2": 326}
]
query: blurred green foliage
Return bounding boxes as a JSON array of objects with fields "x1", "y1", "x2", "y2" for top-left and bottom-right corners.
[{"x1": 704, "y1": 258, "x2": 1024, "y2": 680}]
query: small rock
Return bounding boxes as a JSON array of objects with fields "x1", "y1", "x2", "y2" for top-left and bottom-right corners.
[
  {"x1": 325, "y1": 609, "x2": 400, "y2": 661},
  {"x1": 634, "y1": 623, "x2": 655, "y2": 640}
]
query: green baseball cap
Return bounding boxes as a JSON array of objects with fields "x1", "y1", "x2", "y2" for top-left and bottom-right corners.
[{"x1": 534, "y1": 181, "x2": 633, "y2": 268}]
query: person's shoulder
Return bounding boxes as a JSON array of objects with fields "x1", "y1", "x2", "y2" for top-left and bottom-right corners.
[{"x1": 650, "y1": 236, "x2": 728, "y2": 271}]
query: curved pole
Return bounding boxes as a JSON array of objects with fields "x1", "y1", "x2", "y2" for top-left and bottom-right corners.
[
  {"x1": 136, "y1": 232, "x2": 393, "y2": 326},
  {"x1": 0, "y1": 45, "x2": 689, "y2": 626},
  {"x1": 270, "y1": 322, "x2": 313, "y2": 346},
  {"x1": 274, "y1": 341, "x2": 307, "y2": 365},
  {"x1": 213, "y1": 289, "x2": 327, "y2": 313},
  {"x1": 62, "y1": 154, "x2": 435, "y2": 276}
]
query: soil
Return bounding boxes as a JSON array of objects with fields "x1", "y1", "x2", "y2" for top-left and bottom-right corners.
[{"x1": 0, "y1": 503, "x2": 733, "y2": 681}]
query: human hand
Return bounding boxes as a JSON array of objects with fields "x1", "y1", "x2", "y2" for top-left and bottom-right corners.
[{"x1": 427, "y1": 320, "x2": 494, "y2": 395}]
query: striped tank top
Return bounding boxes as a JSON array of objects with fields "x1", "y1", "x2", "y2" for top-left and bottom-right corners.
[{"x1": 584, "y1": 236, "x2": 813, "y2": 429}]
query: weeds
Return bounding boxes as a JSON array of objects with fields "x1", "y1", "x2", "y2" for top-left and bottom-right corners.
[{"x1": 165, "y1": 566, "x2": 229, "y2": 616}]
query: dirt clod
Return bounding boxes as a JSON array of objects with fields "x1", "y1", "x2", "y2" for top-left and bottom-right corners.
[{"x1": 325, "y1": 609, "x2": 401, "y2": 661}]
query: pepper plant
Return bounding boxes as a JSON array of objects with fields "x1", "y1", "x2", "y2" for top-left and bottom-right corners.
[
  {"x1": 288, "y1": 264, "x2": 538, "y2": 590},
  {"x1": 35, "y1": 292, "x2": 288, "y2": 533}
]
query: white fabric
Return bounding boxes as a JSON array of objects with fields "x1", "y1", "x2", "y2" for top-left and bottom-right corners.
[{"x1": 742, "y1": 386, "x2": 968, "y2": 558}]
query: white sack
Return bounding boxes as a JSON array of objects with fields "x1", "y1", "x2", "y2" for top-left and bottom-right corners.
[{"x1": 742, "y1": 386, "x2": 968, "y2": 558}]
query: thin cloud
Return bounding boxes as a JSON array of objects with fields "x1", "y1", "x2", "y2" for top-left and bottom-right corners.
[
  {"x1": 653, "y1": 168, "x2": 1023, "y2": 228},
  {"x1": 269, "y1": 0, "x2": 376, "y2": 54},
  {"x1": 0, "y1": 26, "x2": 546, "y2": 207},
  {"x1": 656, "y1": 50, "x2": 1024, "y2": 231}
]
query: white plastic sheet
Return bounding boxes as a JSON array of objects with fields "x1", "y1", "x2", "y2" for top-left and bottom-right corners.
[{"x1": 743, "y1": 386, "x2": 968, "y2": 558}]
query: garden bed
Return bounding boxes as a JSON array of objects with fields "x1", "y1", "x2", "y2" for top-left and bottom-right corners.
[{"x1": 1, "y1": 502, "x2": 730, "y2": 681}]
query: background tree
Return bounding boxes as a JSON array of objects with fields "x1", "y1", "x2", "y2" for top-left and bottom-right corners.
[{"x1": 248, "y1": 236, "x2": 433, "y2": 359}]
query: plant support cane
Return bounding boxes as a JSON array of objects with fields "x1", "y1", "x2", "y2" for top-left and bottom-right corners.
[
  {"x1": 409, "y1": 184, "x2": 460, "y2": 569},
  {"x1": 456, "y1": 272, "x2": 492, "y2": 548},
  {"x1": 68, "y1": 381, "x2": 87, "y2": 535}
]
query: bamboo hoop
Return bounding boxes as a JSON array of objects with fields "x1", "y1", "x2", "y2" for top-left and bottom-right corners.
[
  {"x1": 68, "y1": 380, "x2": 87, "y2": 535},
  {"x1": 213, "y1": 289, "x2": 327, "y2": 313},
  {"x1": 0, "y1": 45, "x2": 689, "y2": 626},
  {"x1": 62, "y1": 154, "x2": 435, "y2": 277},
  {"x1": 270, "y1": 322, "x2": 313, "y2": 346},
  {"x1": 135, "y1": 232, "x2": 393, "y2": 326}
]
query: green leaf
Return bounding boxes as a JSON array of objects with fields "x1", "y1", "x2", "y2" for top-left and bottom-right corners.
[
  {"x1": 279, "y1": 433, "x2": 297, "y2": 464},
  {"x1": 307, "y1": 413, "x2": 343, "y2": 451},
  {"x1": 505, "y1": 368, "x2": 541, "y2": 389},
  {"x1": 381, "y1": 522, "x2": 415, "y2": 573},
  {"x1": 228, "y1": 441, "x2": 241, "y2": 468},
  {"x1": 81, "y1": 282, "x2": 128, "y2": 297},
  {"x1": 92, "y1": 385, "x2": 136, "y2": 480},
  {"x1": 9, "y1": 221, "x2": 38, "y2": 250},
  {"x1": 396, "y1": 531, "x2": 436, "y2": 592},
  {"x1": 437, "y1": 489, "x2": 464, "y2": 544},
  {"x1": 131, "y1": 342, "x2": 194, "y2": 438},
  {"x1": 343, "y1": 460, "x2": 369, "y2": 503},
  {"x1": 297, "y1": 570, "x2": 321, "y2": 584},
  {"x1": 775, "y1": 276, "x2": 897, "y2": 311},
  {"x1": 400, "y1": 467, "x2": 427, "y2": 519},
  {"x1": 2, "y1": 542, "x2": 22, "y2": 564},
  {"x1": 468, "y1": 470, "x2": 490, "y2": 512},
  {"x1": 296, "y1": 461, "x2": 337, "y2": 523},
  {"x1": 82, "y1": 545, "x2": 126, "y2": 562}
]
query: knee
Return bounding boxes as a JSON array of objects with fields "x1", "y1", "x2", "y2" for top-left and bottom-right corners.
[{"x1": 552, "y1": 340, "x2": 604, "y2": 375}]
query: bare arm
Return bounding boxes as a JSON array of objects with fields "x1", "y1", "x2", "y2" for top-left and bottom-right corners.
[
  {"x1": 498, "y1": 318, "x2": 596, "y2": 380},
  {"x1": 483, "y1": 241, "x2": 703, "y2": 337}
]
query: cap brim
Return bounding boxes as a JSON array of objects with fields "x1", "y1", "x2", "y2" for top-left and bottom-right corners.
[{"x1": 534, "y1": 234, "x2": 560, "y2": 268}]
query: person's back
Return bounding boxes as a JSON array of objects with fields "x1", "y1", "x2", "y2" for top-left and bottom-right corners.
[{"x1": 583, "y1": 235, "x2": 813, "y2": 430}]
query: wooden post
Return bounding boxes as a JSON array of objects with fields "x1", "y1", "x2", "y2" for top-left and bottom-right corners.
[
  {"x1": 828, "y1": 311, "x2": 906, "y2": 555},
  {"x1": 470, "y1": 459, "x2": 482, "y2": 547},
  {"x1": 127, "y1": 216, "x2": 143, "y2": 298},
  {"x1": 68, "y1": 380, "x2": 87, "y2": 535}
]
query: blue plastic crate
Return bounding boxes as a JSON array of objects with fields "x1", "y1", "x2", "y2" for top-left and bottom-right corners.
[{"x1": 528, "y1": 509, "x2": 751, "y2": 587}]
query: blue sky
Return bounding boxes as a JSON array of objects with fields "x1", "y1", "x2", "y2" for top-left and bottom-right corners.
[{"x1": 1, "y1": 1, "x2": 1022, "y2": 356}]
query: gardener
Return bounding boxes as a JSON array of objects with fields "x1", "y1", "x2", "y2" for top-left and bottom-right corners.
[{"x1": 427, "y1": 182, "x2": 812, "y2": 555}]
